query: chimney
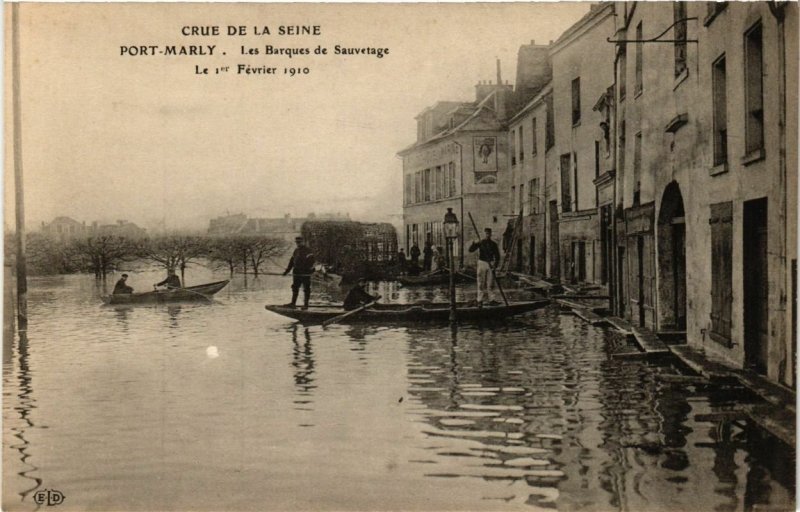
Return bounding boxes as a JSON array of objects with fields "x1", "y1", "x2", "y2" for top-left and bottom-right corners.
[{"x1": 496, "y1": 58, "x2": 502, "y2": 85}]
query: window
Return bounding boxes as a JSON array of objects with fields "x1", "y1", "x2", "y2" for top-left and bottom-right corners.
[
  {"x1": 414, "y1": 171, "x2": 421, "y2": 203},
  {"x1": 712, "y1": 54, "x2": 728, "y2": 167},
  {"x1": 705, "y1": 2, "x2": 728, "y2": 25},
  {"x1": 744, "y1": 21, "x2": 764, "y2": 155},
  {"x1": 519, "y1": 125, "x2": 525, "y2": 162},
  {"x1": 435, "y1": 166, "x2": 443, "y2": 200},
  {"x1": 531, "y1": 118, "x2": 538, "y2": 155},
  {"x1": 545, "y1": 94, "x2": 555, "y2": 150},
  {"x1": 633, "y1": 132, "x2": 642, "y2": 205},
  {"x1": 511, "y1": 186, "x2": 517, "y2": 214},
  {"x1": 519, "y1": 184, "x2": 525, "y2": 216},
  {"x1": 635, "y1": 22, "x2": 643, "y2": 95},
  {"x1": 404, "y1": 174, "x2": 412, "y2": 205},
  {"x1": 619, "y1": 121, "x2": 626, "y2": 197},
  {"x1": 529, "y1": 178, "x2": 538, "y2": 214},
  {"x1": 443, "y1": 165, "x2": 451, "y2": 198},
  {"x1": 510, "y1": 129, "x2": 516, "y2": 166},
  {"x1": 560, "y1": 153, "x2": 572, "y2": 212},
  {"x1": 571, "y1": 77, "x2": 581, "y2": 125},
  {"x1": 423, "y1": 168, "x2": 431, "y2": 201},
  {"x1": 710, "y1": 201, "x2": 733, "y2": 343},
  {"x1": 448, "y1": 162, "x2": 456, "y2": 196},
  {"x1": 619, "y1": 45, "x2": 627, "y2": 101},
  {"x1": 573, "y1": 152, "x2": 579, "y2": 209},
  {"x1": 674, "y1": 2, "x2": 688, "y2": 78}
]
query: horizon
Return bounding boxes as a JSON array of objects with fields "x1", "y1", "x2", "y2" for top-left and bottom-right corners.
[{"x1": 4, "y1": 3, "x2": 591, "y2": 232}]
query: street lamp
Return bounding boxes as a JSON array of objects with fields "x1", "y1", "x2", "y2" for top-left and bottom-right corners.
[{"x1": 443, "y1": 208, "x2": 460, "y2": 323}]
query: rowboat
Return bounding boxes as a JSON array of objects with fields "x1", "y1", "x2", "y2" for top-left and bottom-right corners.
[
  {"x1": 397, "y1": 270, "x2": 474, "y2": 286},
  {"x1": 264, "y1": 299, "x2": 549, "y2": 324},
  {"x1": 102, "y1": 280, "x2": 230, "y2": 305}
]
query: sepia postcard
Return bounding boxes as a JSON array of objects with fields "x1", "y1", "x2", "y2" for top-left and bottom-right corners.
[{"x1": 3, "y1": 2, "x2": 797, "y2": 511}]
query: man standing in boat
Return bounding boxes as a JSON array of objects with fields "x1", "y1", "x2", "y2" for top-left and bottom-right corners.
[
  {"x1": 283, "y1": 236, "x2": 315, "y2": 309},
  {"x1": 468, "y1": 228, "x2": 501, "y2": 305},
  {"x1": 113, "y1": 273, "x2": 134, "y2": 294},
  {"x1": 154, "y1": 269, "x2": 182, "y2": 289}
]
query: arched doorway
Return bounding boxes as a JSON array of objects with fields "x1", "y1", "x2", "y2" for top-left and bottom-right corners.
[{"x1": 657, "y1": 182, "x2": 686, "y2": 330}]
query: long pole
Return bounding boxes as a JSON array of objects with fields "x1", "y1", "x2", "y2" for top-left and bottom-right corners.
[
  {"x1": 448, "y1": 238, "x2": 456, "y2": 323},
  {"x1": 467, "y1": 212, "x2": 509, "y2": 306},
  {"x1": 12, "y1": 3, "x2": 28, "y2": 331}
]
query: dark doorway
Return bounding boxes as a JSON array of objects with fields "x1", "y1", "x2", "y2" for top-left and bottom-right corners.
[
  {"x1": 549, "y1": 200, "x2": 560, "y2": 278},
  {"x1": 572, "y1": 241, "x2": 586, "y2": 283},
  {"x1": 618, "y1": 246, "x2": 626, "y2": 316},
  {"x1": 516, "y1": 240, "x2": 523, "y2": 272},
  {"x1": 637, "y1": 236, "x2": 645, "y2": 327},
  {"x1": 743, "y1": 198, "x2": 768, "y2": 375},
  {"x1": 529, "y1": 237, "x2": 536, "y2": 275},
  {"x1": 600, "y1": 205, "x2": 612, "y2": 284},
  {"x1": 657, "y1": 181, "x2": 687, "y2": 330}
]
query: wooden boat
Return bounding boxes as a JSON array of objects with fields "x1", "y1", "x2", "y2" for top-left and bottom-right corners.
[
  {"x1": 102, "y1": 280, "x2": 230, "y2": 305},
  {"x1": 397, "y1": 270, "x2": 474, "y2": 286},
  {"x1": 264, "y1": 299, "x2": 549, "y2": 324}
]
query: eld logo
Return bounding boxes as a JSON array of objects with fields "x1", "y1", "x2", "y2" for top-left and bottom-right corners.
[{"x1": 33, "y1": 489, "x2": 65, "y2": 506}]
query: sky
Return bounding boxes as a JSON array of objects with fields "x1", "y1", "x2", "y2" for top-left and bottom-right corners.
[{"x1": 4, "y1": 2, "x2": 590, "y2": 232}]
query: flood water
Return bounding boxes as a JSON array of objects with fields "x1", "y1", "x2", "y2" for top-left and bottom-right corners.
[{"x1": 3, "y1": 269, "x2": 795, "y2": 511}]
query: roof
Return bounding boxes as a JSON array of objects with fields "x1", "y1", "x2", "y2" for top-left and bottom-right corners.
[
  {"x1": 550, "y1": 3, "x2": 614, "y2": 56},
  {"x1": 397, "y1": 90, "x2": 502, "y2": 156}
]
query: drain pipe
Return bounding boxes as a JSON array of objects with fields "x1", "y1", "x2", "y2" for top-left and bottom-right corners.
[{"x1": 768, "y1": 1, "x2": 789, "y2": 384}]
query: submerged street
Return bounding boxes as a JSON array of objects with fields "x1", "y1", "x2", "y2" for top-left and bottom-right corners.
[{"x1": 3, "y1": 270, "x2": 794, "y2": 511}]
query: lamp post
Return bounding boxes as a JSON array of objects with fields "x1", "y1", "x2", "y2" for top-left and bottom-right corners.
[{"x1": 443, "y1": 208, "x2": 460, "y2": 323}]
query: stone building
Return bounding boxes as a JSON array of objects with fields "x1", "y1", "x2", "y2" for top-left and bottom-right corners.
[
  {"x1": 40, "y1": 216, "x2": 86, "y2": 240},
  {"x1": 549, "y1": 3, "x2": 616, "y2": 286},
  {"x1": 399, "y1": 46, "x2": 551, "y2": 268},
  {"x1": 507, "y1": 83, "x2": 552, "y2": 277},
  {"x1": 607, "y1": 1, "x2": 797, "y2": 387}
]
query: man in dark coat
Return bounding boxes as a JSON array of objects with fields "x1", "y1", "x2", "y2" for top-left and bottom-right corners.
[
  {"x1": 397, "y1": 248, "x2": 407, "y2": 273},
  {"x1": 113, "y1": 274, "x2": 134, "y2": 294},
  {"x1": 283, "y1": 236, "x2": 315, "y2": 309},
  {"x1": 409, "y1": 242, "x2": 421, "y2": 267},
  {"x1": 423, "y1": 241, "x2": 434, "y2": 271},
  {"x1": 155, "y1": 269, "x2": 181, "y2": 289},
  {"x1": 343, "y1": 279, "x2": 379, "y2": 311},
  {"x1": 469, "y1": 228, "x2": 501, "y2": 305}
]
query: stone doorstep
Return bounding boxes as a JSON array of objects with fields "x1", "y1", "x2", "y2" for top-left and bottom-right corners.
[{"x1": 567, "y1": 306, "x2": 797, "y2": 447}]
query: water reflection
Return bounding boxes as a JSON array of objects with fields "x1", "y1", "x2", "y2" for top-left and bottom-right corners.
[
  {"x1": 7, "y1": 332, "x2": 42, "y2": 503},
  {"x1": 2, "y1": 273, "x2": 795, "y2": 511},
  {"x1": 291, "y1": 324, "x2": 316, "y2": 424}
]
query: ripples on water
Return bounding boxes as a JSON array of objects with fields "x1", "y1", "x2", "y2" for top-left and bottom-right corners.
[{"x1": 2, "y1": 271, "x2": 795, "y2": 511}]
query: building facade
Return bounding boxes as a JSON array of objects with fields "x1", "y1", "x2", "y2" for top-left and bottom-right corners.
[
  {"x1": 607, "y1": 1, "x2": 797, "y2": 387},
  {"x1": 400, "y1": 48, "x2": 552, "y2": 268},
  {"x1": 550, "y1": 4, "x2": 616, "y2": 286}
]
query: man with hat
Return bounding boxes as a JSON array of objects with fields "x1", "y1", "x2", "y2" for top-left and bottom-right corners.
[
  {"x1": 113, "y1": 273, "x2": 134, "y2": 295},
  {"x1": 468, "y1": 227, "x2": 501, "y2": 305},
  {"x1": 283, "y1": 236, "x2": 315, "y2": 309}
]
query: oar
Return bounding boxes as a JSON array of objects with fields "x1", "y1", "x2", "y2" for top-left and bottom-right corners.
[
  {"x1": 321, "y1": 295, "x2": 382, "y2": 328},
  {"x1": 153, "y1": 284, "x2": 213, "y2": 301},
  {"x1": 467, "y1": 212, "x2": 509, "y2": 306}
]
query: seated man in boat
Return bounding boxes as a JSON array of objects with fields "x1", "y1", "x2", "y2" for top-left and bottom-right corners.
[
  {"x1": 283, "y1": 236, "x2": 315, "y2": 309},
  {"x1": 113, "y1": 274, "x2": 134, "y2": 294},
  {"x1": 154, "y1": 269, "x2": 182, "y2": 290},
  {"x1": 343, "y1": 279, "x2": 379, "y2": 311}
]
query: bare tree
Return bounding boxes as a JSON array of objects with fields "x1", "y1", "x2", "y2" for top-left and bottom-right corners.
[
  {"x1": 207, "y1": 236, "x2": 242, "y2": 276},
  {"x1": 206, "y1": 236, "x2": 287, "y2": 276},
  {"x1": 139, "y1": 235, "x2": 208, "y2": 283},
  {"x1": 71, "y1": 235, "x2": 137, "y2": 279},
  {"x1": 246, "y1": 236, "x2": 288, "y2": 276}
]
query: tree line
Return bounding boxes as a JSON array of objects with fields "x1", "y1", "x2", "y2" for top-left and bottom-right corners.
[{"x1": 4, "y1": 233, "x2": 289, "y2": 279}]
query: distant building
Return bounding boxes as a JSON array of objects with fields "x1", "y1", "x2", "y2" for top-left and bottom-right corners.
[
  {"x1": 41, "y1": 216, "x2": 86, "y2": 240},
  {"x1": 399, "y1": 46, "x2": 551, "y2": 268},
  {"x1": 207, "y1": 212, "x2": 350, "y2": 242},
  {"x1": 41, "y1": 217, "x2": 146, "y2": 240},
  {"x1": 93, "y1": 220, "x2": 146, "y2": 238}
]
